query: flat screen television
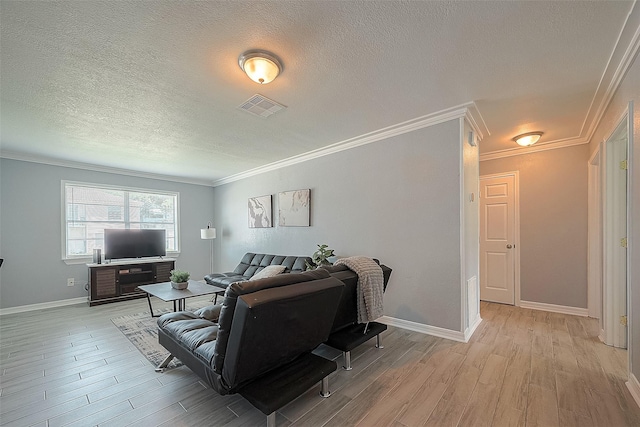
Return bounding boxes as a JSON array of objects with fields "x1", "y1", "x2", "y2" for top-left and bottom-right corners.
[{"x1": 104, "y1": 229, "x2": 166, "y2": 260}]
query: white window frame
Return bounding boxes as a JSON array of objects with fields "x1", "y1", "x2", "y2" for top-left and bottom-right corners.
[{"x1": 62, "y1": 180, "x2": 180, "y2": 264}]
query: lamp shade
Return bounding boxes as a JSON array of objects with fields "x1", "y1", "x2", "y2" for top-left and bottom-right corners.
[{"x1": 201, "y1": 224, "x2": 216, "y2": 239}]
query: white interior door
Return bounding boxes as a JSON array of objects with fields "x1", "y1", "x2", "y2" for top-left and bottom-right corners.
[{"x1": 480, "y1": 174, "x2": 516, "y2": 304}]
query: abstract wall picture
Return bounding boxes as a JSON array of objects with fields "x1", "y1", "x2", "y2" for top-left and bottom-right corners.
[
  {"x1": 248, "y1": 195, "x2": 272, "y2": 228},
  {"x1": 278, "y1": 189, "x2": 310, "y2": 227}
]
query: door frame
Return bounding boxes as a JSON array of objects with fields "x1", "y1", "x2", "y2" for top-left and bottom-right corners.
[
  {"x1": 588, "y1": 144, "x2": 603, "y2": 322},
  {"x1": 479, "y1": 171, "x2": 521, "y2": 306},
  {"x1": 628, "y1": 101, "x2": 635, "y2": 377},
  {"x1": 601, "y1": 104, "x2": 632, "y2": 350}
]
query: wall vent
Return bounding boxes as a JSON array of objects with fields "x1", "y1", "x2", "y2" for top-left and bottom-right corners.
[{"x1": 238, "y1": 94, "x2": 286, "y2": 118}]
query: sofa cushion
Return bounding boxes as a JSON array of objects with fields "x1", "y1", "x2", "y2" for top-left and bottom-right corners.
[
  {"x1": 157, "y1": 312, "x2": 219, "y2": 365},
  {"x1": 194, "y1": 341, "x2": 217, "y2": 365},
  {"x1": 194, "y1": 304, "x2": 222, "y2": 321},
  {"x1": 206, "y1": 274, "x2": 247, "y2": 287},
  {"x1": 249, "y1": 265, "x2": 286, "y2": 281}
]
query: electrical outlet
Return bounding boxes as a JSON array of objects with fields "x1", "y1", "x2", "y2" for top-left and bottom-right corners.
[{"x1": 67, "y1": 278, "x2": 74, "y2": 287}]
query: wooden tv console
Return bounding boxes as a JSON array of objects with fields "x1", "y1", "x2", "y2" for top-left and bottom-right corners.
[{"x1": 87, "y1": 258, "x2": 175, "y2": 306}]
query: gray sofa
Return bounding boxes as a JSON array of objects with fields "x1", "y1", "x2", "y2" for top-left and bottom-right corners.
[{"x1": 204, "y1": 253, "x2": 311, "y2": 288}]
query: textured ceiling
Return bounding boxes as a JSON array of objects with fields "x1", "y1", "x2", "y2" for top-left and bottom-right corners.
[{"x1": 0, "y1": 1, "x2": 636, "y2": 184}]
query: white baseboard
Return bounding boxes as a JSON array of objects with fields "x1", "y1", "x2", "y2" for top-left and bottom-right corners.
[
  {"x1": 0, "y1": 297, "x2": 87, "y2": 316},
  {"x1": 627, "y1": 373, "x2": 640, "y2": 409},
  {"x1": 465, "y1": 315, "x2": 483, "y2": 342},
  {"x1": 519, "y1": 300, "x2": 589, "y2": 317},
  {"x1": 378, "y1": 315, "x2": 467, "y2": 342}
]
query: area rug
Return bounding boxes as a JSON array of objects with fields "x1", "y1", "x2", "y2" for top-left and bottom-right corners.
[{"x1": 111, "y1": 310, "x2": 185, "y2": 369}]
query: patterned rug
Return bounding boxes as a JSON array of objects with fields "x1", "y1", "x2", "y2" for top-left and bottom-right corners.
[{"x1": 111, "y1": 310, "x2": 185, "y2": 369}]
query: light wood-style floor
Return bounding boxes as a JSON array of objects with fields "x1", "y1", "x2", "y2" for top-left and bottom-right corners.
[{"x1": 1, "y1": 298, "x2": 640, "y2": 426}]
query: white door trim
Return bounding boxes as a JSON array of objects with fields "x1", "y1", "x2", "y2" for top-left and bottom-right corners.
[
  {"x1": 602, "y1": 107, "x2": 630, "y2": 349},
  {"x1": 625, "y1": 101, "x2": 634, "y2": 377},
  {"x1": 480, "y1": 171, "x2": 521, "y2": 306},
  {"x1": 588, "y1": 145, "x2": 603, "y2": 320},
  {"x1": 459, "y1": 119, "x2": 481, "y2": 336}
]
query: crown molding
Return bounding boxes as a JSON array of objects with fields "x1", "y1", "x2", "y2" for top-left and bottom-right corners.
[
  {"x1": 480, "y1": 1, "x2": 640, "y2": 162},
  {"x1": 213, "y1": 102, "x2": 483, "y2": 187},
  {"x1": 479, "y1": 135, "x2": 589, "y2": 162},
  {"x1": 464, "y1": 102, "x2": 490, "y2": 142},
  {"x1": 582, "y1": 0, "x2": 640, "y2": 142},
  {"x1": 0, "y1": 150, "x2": 214, "y2": 187},
  {"x1": 3, "y1": 101, "x2": 485, "y2": 187}
]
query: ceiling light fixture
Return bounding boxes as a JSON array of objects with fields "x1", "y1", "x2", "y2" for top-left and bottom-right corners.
[
  {"x1": 513, "y1": 132, "x2": 543, "y2": 147},
  {"x1": 238, "y1": 49, "x2": 282, "y2": 84}
]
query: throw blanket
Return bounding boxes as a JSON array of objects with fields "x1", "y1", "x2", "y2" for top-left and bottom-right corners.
[{"x1": 334, "y1": 256, "x2": 384, "y2": 323}]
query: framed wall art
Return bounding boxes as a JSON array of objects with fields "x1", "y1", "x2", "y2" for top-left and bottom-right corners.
[
  {"x1": 278, "y1": 189, "x2": 310, "y2": 227},
  {"x1": 248, "y1": 195, "x2": 272, "y2": 228}
]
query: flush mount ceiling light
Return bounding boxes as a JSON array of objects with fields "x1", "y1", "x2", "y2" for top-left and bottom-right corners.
[
  {"x1": 238, "y1": 50, "x2": 282, "y2": 84},
  {"x1": 513, "y1": 131, "x2": 543, "y2": 147}
]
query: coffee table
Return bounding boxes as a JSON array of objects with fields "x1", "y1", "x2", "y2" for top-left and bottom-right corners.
[{"x1": 137, "y1": 280, "x2": 225, "y2": 317}]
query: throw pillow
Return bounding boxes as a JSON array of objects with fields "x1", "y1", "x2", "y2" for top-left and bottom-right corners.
[
  {"x1": 194, "y1": 304, "x2": 222, "y2": 321},
  {"x1": 249, "y1": 265, "x2": 286, "y2": 281}
]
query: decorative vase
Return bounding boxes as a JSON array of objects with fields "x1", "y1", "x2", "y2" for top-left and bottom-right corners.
[{"x1": 171, "y1": 281, "x2": 188, "y2": 290}]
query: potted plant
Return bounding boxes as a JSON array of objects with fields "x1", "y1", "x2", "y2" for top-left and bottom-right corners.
[
  {"x1": 170, "y1": 269, "x2": 190, "y2": 290},
  {"x1": 305, "y1": 244, "x2": 335, "y2": 270}
]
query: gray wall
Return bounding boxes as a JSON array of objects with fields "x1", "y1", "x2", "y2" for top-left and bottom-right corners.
[
  {"x1": 480, "y1": 144, "x2": 589, "y2": 308},
  {"x1": 0, "y1": 158, "x2": 215, "y2": 309},
  {"x1": 213, "y1": 119, "x2": 466, "y2": 331},
  {"x1": 588, "y1": 50, "x2": 640, "y2": 380}
]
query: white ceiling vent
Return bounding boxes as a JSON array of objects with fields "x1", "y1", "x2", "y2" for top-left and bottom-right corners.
[{"x1": 238, "y1": 94, "x2": 286, "y2": 118}]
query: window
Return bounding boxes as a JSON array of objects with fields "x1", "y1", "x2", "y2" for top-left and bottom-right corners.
[{"x1": 63, "y1": 181, "x2": 179, "y2": 260}]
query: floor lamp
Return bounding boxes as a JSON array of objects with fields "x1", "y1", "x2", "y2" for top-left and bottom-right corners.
[{"x1": 200, "y1": 222, "x2": 216, "y2": 273}]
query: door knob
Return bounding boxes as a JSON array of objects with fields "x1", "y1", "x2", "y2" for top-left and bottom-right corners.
[{"x1": 506, "y1": 244, "x2": 513, "y2": 249}]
